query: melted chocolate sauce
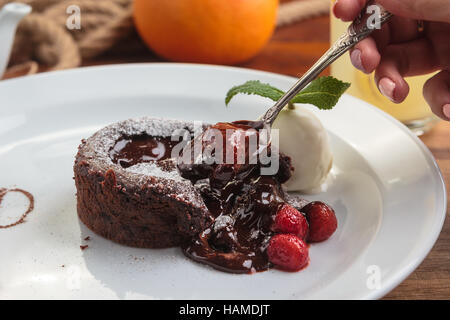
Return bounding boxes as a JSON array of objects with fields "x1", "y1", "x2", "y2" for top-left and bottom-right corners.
[
  {"x1": 0, "y1": 188, "x2": 35, "y2": 229},
  {"x1": 178, "y1": 121, "x2": 294, "y2": 273},
  {"x1": 107, "y1": 122, "x2": 295, "y2": 274},
  {"x1": 110, "y1": 135, "x2": 179, "y2": 168}
]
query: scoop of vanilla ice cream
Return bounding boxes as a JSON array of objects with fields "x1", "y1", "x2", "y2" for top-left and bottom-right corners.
[{"x1": 271, "y1": 105, "x2": 333, "y2": 192}]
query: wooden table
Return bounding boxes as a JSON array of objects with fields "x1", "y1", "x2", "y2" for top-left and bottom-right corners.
[{"x1": 8, "y1": 11, "x2": 449, "y2": 299}]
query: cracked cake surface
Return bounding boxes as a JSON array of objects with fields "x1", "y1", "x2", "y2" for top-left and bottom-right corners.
[{"x1": 74, "y1": 117, "x2": 212, "y2": 248}]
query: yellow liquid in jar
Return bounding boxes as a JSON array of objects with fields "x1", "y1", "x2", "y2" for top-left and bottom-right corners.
[{"x1": 330, "y1": 11, "x2": 435, "y2": 124}]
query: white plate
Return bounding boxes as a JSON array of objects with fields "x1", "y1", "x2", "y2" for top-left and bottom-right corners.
[{"x1": 0, "y1": 64, "x2": 446, "y2": 300}]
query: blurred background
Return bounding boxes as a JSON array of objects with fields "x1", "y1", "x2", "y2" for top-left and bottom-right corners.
[
  {"x1": 0, "y1": 0, "x2": 440, "y2": 134},
  {"x1": 1, "y1": 0, "x2": 329, "y2": 78}
]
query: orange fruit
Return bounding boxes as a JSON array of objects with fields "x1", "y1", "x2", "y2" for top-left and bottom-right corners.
[{"x1": 133, "y1": 0, "x2": 279, "y2": 65}]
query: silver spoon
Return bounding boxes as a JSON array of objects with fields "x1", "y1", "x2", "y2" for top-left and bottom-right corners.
[{"x1": 261, "y1": 0, "x2": 393, "y2": 125}]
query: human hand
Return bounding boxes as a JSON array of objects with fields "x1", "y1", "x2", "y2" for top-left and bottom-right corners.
[{"x1": 333, "y1": 0, "x2": 450, "y2": 120}]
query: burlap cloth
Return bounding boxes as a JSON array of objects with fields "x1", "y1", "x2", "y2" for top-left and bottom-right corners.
[{"x1": 0, "y1": 0, "x2": 329, "y2": 77}]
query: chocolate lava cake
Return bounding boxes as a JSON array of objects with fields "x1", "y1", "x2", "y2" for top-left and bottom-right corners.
[
  {"x1": 74, "y1": 117, "x2": 212, "y2": 248},
  {"x1": 74, "y1": 117, "x2": 336, "y2": 274}
]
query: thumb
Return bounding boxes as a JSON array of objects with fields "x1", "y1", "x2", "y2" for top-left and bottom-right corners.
[{"x1": 378, "y1": 0, "x2": 450, "y2": 23}]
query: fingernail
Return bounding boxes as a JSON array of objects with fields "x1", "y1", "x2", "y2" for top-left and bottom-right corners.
[
  {"x1": 378, "y1": 77, "x2": 396, "y2": 102},
  {"x1": 350, "y1": 49, "x2": 365, "y2": 72},
  {"x1": 443, "y1": 104, "x2": 450, "y2": 119}
]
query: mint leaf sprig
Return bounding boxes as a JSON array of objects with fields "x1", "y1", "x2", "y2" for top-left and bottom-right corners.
[{"x1": 225, "y1": 76, "x2": 350, "y2": 110}]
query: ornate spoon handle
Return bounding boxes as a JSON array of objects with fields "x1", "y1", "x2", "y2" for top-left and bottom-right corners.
[{"x1": 262, "y1": 0, "x2": 393, "y2": 125}]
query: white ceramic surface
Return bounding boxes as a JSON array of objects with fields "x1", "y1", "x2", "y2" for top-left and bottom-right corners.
[{"x1": 0, "y1": 64, "x2": 446, "y2": 300}]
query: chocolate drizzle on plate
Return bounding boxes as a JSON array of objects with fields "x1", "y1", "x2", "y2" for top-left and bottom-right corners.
[{"x1": 0, "y1": 188, "x2": 35, "y2": 229}]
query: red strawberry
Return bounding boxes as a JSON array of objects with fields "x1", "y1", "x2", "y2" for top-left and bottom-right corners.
[
  {"x1": 272, "y1": 204, "x2": 308, "y2": 240},
  {"x1": 267, "y1": 234, "x2": 309, "y2": 271},
  {"x1": 302, "y1": 201, "x2": 337, "y2": 242}
]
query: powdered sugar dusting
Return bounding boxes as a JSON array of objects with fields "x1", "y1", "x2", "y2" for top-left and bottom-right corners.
[
  {"x1": 285, "y1": 194, "x2": 310, "y2": 210},
  {"x1": 127, "y1": 160, "x2": 184, "y2": 182},
  {"x1": 76, "y1": 117, "x2": 210, "y2": 208},
  {"x1": 83, "y1": 116, "x2": 204, "y2": 164}
]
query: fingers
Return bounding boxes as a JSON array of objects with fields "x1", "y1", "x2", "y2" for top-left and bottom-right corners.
[
  {"x1": 423, "y1": 70, "x2": 450, "y2": 120},
  {"x1": 378, "y1": 0, "x2": 450, "y2": 23},
  {"x1": 375, "y1": 63, "x2": 410, "y2": 103},
  {"x1": 374, "y1": 38, "x2": 439, "y2": 103},
  {"x1": 333, "y1": 0, "x2": 366, "y2": 21},
  {"x1": 348, "y1": 17, "x2": 422, "y2": 74},
  {"x1": 387, "y1": 17, "x2": 423, "y2": 43},
  {"x1": 348, "y1": 21, "x2": 391, "y2": 74},
  {"x1": 337, "y1": 6, "x2": 423, "y2": 75},
  {"x1": 350, "y1": 37, "x2": 381, "y2": 73}
]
